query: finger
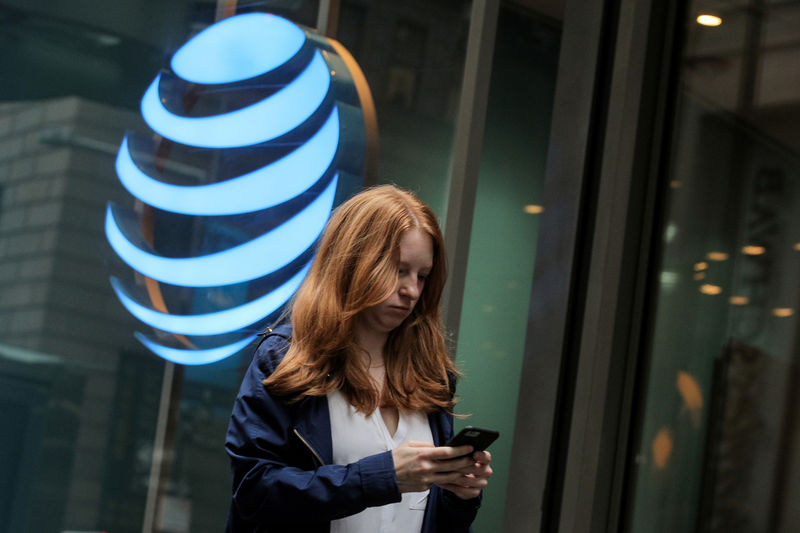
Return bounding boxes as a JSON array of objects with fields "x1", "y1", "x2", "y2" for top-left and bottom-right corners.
[
  {"x1": 430, "y1": 455, "x2": 476, "y2": 473},
  {"x1": 472, "y1": 450, "x2": 492, "y2": 463},
  {"x1": 428, "y1": 471, "x2": 470, "y2": 486},
  {"x1": 437, "y1": 482, "x2": 484, "y2": 500},
  {"x1": 444, "y1": 473, "x2": 489, "y2": 490},
  {"x1": 437, "y1": 481, "x2": 478, "y2": 491},
  {"x1": 444, "y1": 480, "x2": 487, "y2": 495},
  {"x1": 404, "y1": 440, "x2": 436, "y2": 448},
  {"x1": 414, "y1": 457, "x2": 471, "y2": 478},
  {"x1": 452, "y1": 462, "x2": 484, "y2": 475},
  {"x1": 469, "y1": 464, "x2": 493, "y2": 479},
  {"x1": 456, "y1": 457, "x2": 492, "y2": 472},
  {"x1": 460, "y1": 459, "x2": 493, "y2": 477},
  {"x1": 444, "y1": 457, "x2": 483, "y2": 474},
  {"x1": 428, "y1": 445, "x2": 473, "y2": 460}
]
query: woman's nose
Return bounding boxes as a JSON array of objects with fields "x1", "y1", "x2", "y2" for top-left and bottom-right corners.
[{"x1": 399, "y1": 278, "x2": 420, "y2": 299}]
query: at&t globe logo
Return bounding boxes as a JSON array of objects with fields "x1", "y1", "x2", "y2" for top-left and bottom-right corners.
[{"x1": 105, "y1": 13, "x2": 376, "y2": 364}]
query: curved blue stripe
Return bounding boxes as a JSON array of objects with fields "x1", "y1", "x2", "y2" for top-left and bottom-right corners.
[
  {"x1": 105, "y1": 175, "x2": 337, "y2": 287},
  {"x1": 170, "y1": 13, "x2": 306, "y2": 84},
  {"x1": 141, "y1": 51, "x2": 331, "y2": 148},
  {"x1": 111, "y1": 261, "x2": 310, "y2": 335},
  {"x1": 135, "y1": 332, "x2": 258, "y2": 365},
  {"x1": 116, "y1": 107, "x2": 340, "y2": 215}
]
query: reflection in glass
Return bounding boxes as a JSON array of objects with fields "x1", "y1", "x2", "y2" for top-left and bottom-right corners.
[
  {"x1": 0, "y1": 2, "x2": 322, "y2": 532},
  {"x1": 337, "y1": 0, "x2": 473, "y2": 215},
  {"x1": 628, "y1": 1, "x2": 800, "y2": 531},
  {"x1": 455, "y1": 3, "x2": 560, "y2": 529}
]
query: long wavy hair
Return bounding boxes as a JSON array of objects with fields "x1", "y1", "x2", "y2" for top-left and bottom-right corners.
[{"x1": 263, "y1": 185, "x2": 457, "y2": 414}]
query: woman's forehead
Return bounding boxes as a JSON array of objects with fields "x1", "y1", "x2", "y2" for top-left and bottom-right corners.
[{"x1": 398, "y1": 229, "x2": 433, "y2": 266}]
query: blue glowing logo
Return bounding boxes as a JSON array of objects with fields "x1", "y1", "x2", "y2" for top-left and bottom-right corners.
[{"x1": 106, "y1": 13, "x2": 375, "y2": 365}]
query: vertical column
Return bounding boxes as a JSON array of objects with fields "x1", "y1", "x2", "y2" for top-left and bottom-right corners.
[
  {"x1": 441, "y1": 0, "x2": 500, "y2": 341},
  {"x1": 555, "y1": 0, "x2": 683, "y2": 531},
  {"x1": 502, "y1": 0, "x2": 613, "y2": 528},
  {"x1": 317, "y1": 0, "x2": 341, "y2": 38}
]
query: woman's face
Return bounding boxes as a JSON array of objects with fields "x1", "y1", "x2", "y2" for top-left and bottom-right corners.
[{"x1": 358, "y1": 228, "x2": 434, "y2": 336}]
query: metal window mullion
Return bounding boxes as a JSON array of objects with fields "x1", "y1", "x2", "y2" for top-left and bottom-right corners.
[
  {"x1": 556, "y1": 0, "x2": 653, "y2": 524},
  {"x1": 316, "y1": 0, "x2": 340, "y2": 38},
  {"x1": 141, "y1": 362, "x2": 176, "y2": 533},
  {"x1": 441, "y1": 0, "x2": 501, "y2": 341},
  {"x1": 501, "y1": 0, "x2": 613, "y2": 530},
  {"x1": 556, "y1": 0, "x2": 682, "y2": 531}
]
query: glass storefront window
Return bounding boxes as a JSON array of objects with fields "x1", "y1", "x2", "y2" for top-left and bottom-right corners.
[
  {"x1": 627, "y1": 2, "x2": 800, "y2": 531},
  {"x1": 1, "y1": 0, "x2": 568, "y2": 530},
  {"x1": 455, "y1": 4, "x2": 559, "y2": 529},
  {"x1": 336, "y1": 0, "x2": 472, "y2": 216},
  {"x1": 1, "y1": 2, "x2": 323, "y2": 532}
]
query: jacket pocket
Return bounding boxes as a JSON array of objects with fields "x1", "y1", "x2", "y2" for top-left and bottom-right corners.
[{"x1": 292, "y1": 427, "x2": 324, "y2": 468}]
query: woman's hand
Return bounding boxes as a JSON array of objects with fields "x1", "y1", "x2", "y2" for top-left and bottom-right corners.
[
  {"x1": 436, "y1": 449, "x2": 493, "y2": 500},
  {"x1": 391, "y1": 441, "x2": 476, "y2": 493}
]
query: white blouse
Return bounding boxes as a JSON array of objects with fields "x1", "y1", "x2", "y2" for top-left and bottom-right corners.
[{"x1": 328, "y1": 389, "x2": 433, "y2": 533}]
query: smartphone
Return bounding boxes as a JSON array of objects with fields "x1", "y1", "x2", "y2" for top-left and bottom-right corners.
[{"x1": 446, "y1": 426, "x2": 499, "y2": 453}]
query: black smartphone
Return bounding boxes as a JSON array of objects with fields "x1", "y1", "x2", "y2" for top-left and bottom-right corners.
[{"x1": 446, "y1": 426, "x2": 499, "y2": 453}]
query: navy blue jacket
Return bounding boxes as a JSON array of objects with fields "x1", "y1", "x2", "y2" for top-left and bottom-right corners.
[{"x1": 225, "y1": 324, "x2": 481, "y2": 532}]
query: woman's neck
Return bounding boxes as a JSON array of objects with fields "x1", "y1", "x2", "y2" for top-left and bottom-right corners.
[{"x1": 353, "y1": 323, "x2": 388, "y2": 367}]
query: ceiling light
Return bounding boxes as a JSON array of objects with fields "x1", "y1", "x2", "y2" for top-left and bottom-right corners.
[
  {"x1": 697, "y1": 14, "x2": 722, "y2": 26},
  {"x1": 742, "y1": 245, "x2": 766, "y2": 255},
  {"x1": 700, "y1": 284, "x2": 722, "y2": 295},
  {"x1": 729, "y1": 296, "x2": 749, "y2": 305},
  {"x1": 706, "y1": 251, "x2": 729, "y2": 261},
  {"x1": 523, "y1": 204, "x2": 544, "y2": 214},
  {"x1": 773, "y1": 308, "x2": 795, "y2": 318},
  {"x1": 694, "y1": 261, "x2": 708, "y2": 271}
]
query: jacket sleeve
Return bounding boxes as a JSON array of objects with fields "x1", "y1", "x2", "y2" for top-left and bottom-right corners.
[
  {"x1": 427, "y1": 375, "x2": 482, "y2": 532},
  {"x1": 225, "y1": 335, "x2": 402, "y2": 526},
  {"x1": 432, "y1": 488, "x2": 481, "y2": 532}
]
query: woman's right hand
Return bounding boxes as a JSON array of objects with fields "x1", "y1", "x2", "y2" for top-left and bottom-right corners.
[{"x1": 391, "y1": 440, "x2": 475, "y2": 493}]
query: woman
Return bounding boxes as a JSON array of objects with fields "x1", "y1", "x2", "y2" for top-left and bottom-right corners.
[{"x1": 225, "y1": 185, "x2": 493, "y2": 532}]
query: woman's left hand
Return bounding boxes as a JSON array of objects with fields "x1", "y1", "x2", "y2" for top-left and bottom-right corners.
[{"x1": 436, "y1": 450, "x2": 493, "y2": 500}]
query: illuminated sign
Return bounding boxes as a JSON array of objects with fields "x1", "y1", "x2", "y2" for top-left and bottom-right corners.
[{"x1": 106, "y1": 13, "x2": 376, "y2": 365}]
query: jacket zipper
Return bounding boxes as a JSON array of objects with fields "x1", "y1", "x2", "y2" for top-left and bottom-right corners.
[{"x1": 293, "y1": 428, "x2": 324, "y2": 467}]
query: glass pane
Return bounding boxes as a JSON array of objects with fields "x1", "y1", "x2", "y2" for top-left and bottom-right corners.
[
  {"x1": 455, "y1": 3, "x2": 560, "y2": 529},
  {"x1": 336, "y1": 0, "x2": 472, "y2": 216},
  {"x1": 627, "y1": 2, "x2": 800, "y2": 531},
  {"x1": 0, "y1": 1, "x2": 320, "y2": 532}
]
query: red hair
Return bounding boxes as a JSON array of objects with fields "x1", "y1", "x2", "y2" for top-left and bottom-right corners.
[{"x1": 263, "y1": 185, "x2": 457, "y2": 414}]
